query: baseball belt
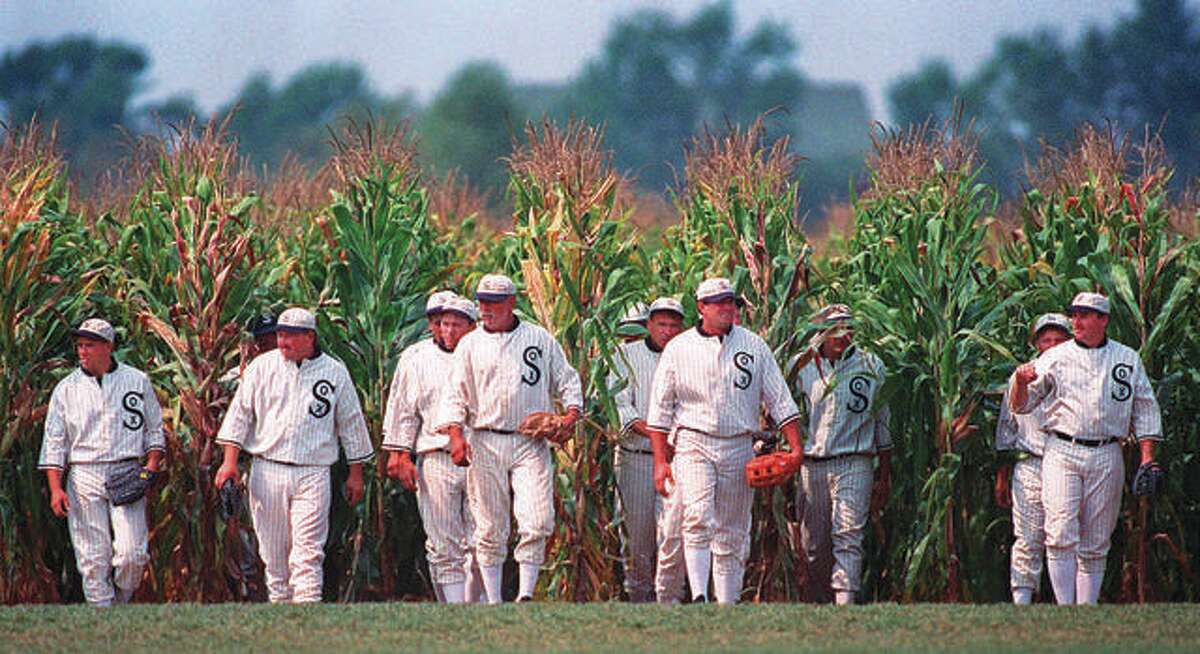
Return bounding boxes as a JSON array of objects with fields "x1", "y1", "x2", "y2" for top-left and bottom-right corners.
[
  {"x1": 1052, "y1": 432, "x2": 1121, "y2": 448},
  {"x1": 618, "y1": 444, "x2": 654, "y2": 455}
]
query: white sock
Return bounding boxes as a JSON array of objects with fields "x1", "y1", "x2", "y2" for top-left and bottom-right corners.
[
  {"x1": 713, "y1": 570, "x2": 742, "y2": 605},
  {"x1": 1047, "y1": 557, "x2": 1077, "y2": 605},
  {"x1": 480, "y1": 564, "x2": 504, "y2": 605},
  {"x1": 1076, "y1": 571, "x2": 1104, "y2": 605},
  {"x1": 442, "y1": 581, "x2": 466, "y2": 604},
  {"x1": 1012, "y1": 588, "x2": 1034, "y2": 605},
  {"x1": 465, "y1": 563, "x2": 483, "y2": 604},
  {"x1": 684, "y1": 547, "x2": 711, "y2": 601},
  {"x1": 518, "y1": 563, "x2": 541, "y2": 599},
  {"x1": 834, "y1": 590, "x2": 856, "y2": 606}
]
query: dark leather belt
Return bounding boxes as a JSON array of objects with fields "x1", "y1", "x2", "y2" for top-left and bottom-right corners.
[
  {"x1": 1053, "y1": 432, "x2": 1120, "y2": 447},
  {"x1": 619, "y1": 444, "x2": 654, "y2": 455},
  {"x1": 256, "y1": 456, "x2": 303, "y2": 467},
  {"x1": 477, "y1": 427, "x2": 515, "y2": 435},
  {"x1": 805, "y1": 452, "x2": 871, "y2": 463}
]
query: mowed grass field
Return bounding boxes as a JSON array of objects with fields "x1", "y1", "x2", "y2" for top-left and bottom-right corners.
[{"x1": 2, "y1": 603, "x2": 1198, "y2": 653}]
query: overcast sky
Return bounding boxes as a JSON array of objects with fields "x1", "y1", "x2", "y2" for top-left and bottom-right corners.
[{"x1": 1, "y1": 0, "x2": 1146, "y2": 119}]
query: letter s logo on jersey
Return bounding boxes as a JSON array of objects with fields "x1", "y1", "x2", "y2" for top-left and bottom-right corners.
[
  {"x1": 846, "y1": 375, "x2": 871, "y2": 414},
  {"x1": 122, "y1": 391, "x2": 145, "y2": 430},
  {"x1": 309, "y1": 380, "x2": 334, "y2": 418},
  {"x1": 1110, "y1": 363, "x2": 1133, "y2": 402},
  {"x1": 521, "y1": 346, "x2": 543, "y2": 386},
  {"x1": 733, "y1": 352, "x2": 754, "y2": 390}
]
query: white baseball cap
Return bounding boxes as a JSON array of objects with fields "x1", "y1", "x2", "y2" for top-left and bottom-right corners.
[
  {"x1": 476, "y1": 274, "x2": 516, "y2": 302},
  {"x1": 442, "y1": 296, "x2": 478, "y2": 322},
  {"x1": 813, "y1": 303, "x2": 854, "y2": 325},
  {"x1": 618, "y1": 302, "x2": 649, "y2": 326},
  {"x1": 277, "y1": 307, "x2": 317, "y2": 333},
  {"x1": 1068, "y1": 292, "x2": 1110, "y2": 315},
  {"x1": 425, "y1": 290, "x2": 458, "y2": 316},
  {"x1": 648, "y1": 297, "x2": 685, "y2": 318},
  {"x1": 1033, "y1": 312, "x2": 1071, "y2": 335},
  {"x1": 695, "y1": 277, "x2": 736, "y2": 303},
  {"x1": 74, "y1": 318, "x2": 115, "y2": 343}
]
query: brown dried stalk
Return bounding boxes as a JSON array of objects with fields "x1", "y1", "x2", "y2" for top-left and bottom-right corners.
[{"x1": 866, "y1": 110, "x2": 979, "y2": 201}]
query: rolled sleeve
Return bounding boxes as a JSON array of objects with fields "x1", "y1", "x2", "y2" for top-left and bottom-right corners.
[
  {"x1": 141, "y1": 376, "x2": 166, "y2": 454},
  {"x1": 335, "y1": 369, "x2": 374, "y2": 464},
  {"x1": 646, "y1": 352, "x2": 677, "y2": 432},
  {"x1": 609, "y1": 356, "x2": 640, "y2": 431},
  {"x1": 994, "y1": 380, "x2": 1020, "y2": 452},
  {"x1": 435, "y1": 346, "x2": 471, "y2": 430},
  {"x1": 215, "y1": 368, "x2": 255, "y2": 449},
  {"x1": 1131, "y1": 361, "x2": 1163, "y2": 441},
  {"x1": 382, "y1": 358, "x2": 419, "y2": 452},
  {"x1": 551, "y1": 338, "x2": 583, "y2": 410},
  {"x1": 760, "y1": 346, "x2": 800, "y2": 428}
]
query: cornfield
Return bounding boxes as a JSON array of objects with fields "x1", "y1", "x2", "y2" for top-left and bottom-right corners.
[{"x1": 1, "y1": 111, "x2": 1196, "y2": 605}]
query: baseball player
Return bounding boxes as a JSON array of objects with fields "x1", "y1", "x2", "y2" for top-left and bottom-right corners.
[
  {"x1": 995, "y1": 312, "x2": 1071, "y2": 604},
  {"x1": 39, "y1": 318, "x2": 165, "y2": 606},
  {"x1": 1011, "y1": 292, "x2": 1162, "y2": 604},
  {"x1": 213, "y1": 307, "x2": 374, "y2": 603},
  {"x1": 383, "y1": 295, "x2": 483, "y2": 604},
  {"x1": 793, "y1": 304, "x2": 892, "y2": 605},
  {"x1": 436, "y1": 273, "x2": 583, "y2": 603},
  {"x1": 608, "y1": 296, "x2": 685, "y2": 602},
  {"x1": 647, "y1": 277, "x2": 804, "y2": 604}
]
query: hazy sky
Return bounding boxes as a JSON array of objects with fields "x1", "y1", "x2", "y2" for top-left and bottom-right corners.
[{"x1": 1, "y1": 0, "x2": 1144, "y2": 119}]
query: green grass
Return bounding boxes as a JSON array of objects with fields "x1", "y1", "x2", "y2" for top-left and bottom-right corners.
[{"x1": 1, "y1": 603, "x2": 1198, "y2": 653}]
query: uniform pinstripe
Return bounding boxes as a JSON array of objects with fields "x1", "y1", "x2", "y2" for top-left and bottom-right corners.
[
  {"x1": 1015, "y1": 338, "x2": 1161, "y2": 604},
  {"x1": 436, "y1": 320, "x2": 582, "y2": 585},
  {"x1": 647, "y1": 325, "x2": 800, "y2": 603},
  {"x1": 217, "y1": 349, "x2": 373, "y2": 603},
  {"x1": 996, "y1": 369, "x2": 1049, "y2": 597},
  {"x1": 654, "y1": 454, "x2": 687, "y2": 604},
  {"x1": 794, "y1": 347, "x2": 890, "y2": 601},
  {"x1": 609, "y1": 338, "x2": 664, "y2": 602},
  {"x1": 39, "y1": 363, "x2": 164, "y2": 606},
  {"x1": 382, "y1": 338, "x2": 478, "y2": 593}
]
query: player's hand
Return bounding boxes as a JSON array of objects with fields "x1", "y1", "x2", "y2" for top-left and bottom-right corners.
[
  {"x1": 49, "y1": 488, "x2": 70, "y2": 517},
  {"x1": 1014, "y1": 363, "x2": 1038, "y2": 386},
  {"x1": 994, "y1": 463, "x2": 1013, "y2": 508},
  {"x1": 387, "y1": 452, "x2": 418, "y2": 492},
  {"x1": 449, "y1": 432, "x2": 471, "y2": 467},
  {"x1": 786, "y1": 450, "x2": 804, "y2": 473},
  {"x1": 344, "y1": 469, "x2": 365, "y2": 506},
  {"x1": 213, "y1": 461, "x2": 240, "y2": 490},
  {"x1": 870, "y1": 469, "x2": 891, "y2": 514},
  {"x1": 654, "y1": 460, "x2": 675, "y2": 498}
]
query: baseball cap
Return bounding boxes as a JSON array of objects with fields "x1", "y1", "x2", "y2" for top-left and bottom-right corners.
[
  {"x1": 248, "y1": 313, "x2": 277, "y2": 336},
  {"x1": 1068, "y1": 292, "x2": 1110, "y2": 315},
  {"x1": 276, "y1": 307, "x2": 317, "y2": 333},
  {"x1": 1032, "y1": 312, "x2": 1071, "y2": 336},
  {"x1": 618, "y1": 302, "x2": 649, "y2": 326},
  {"x1": 476, "y1": 274, "x2": 516, "y2": 302},
  {"x1": 73, "y1": 318, "x2": 115, "y2": 343},
  {"x1": 443, "y1": 296, "x2": 478, "y2": 322},
  {"x1": 648, "y1": 297, "x2": 685, "y2": 318},
  {"x1": 425, "y1": 290, "x2": 458, "y2": 316},
  {"x1": 813, "y1": 303, "x2": 854, "y2": 325},
  {"x1": 696, "y1": 278, "x2": 736, "y2": 303}
]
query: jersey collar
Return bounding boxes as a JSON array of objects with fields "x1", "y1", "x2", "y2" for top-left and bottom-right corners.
[
  {"x1": 1074, "y1": 337, "x2": 1108, "y2": 350},
  {"x1": 484, "y1": 318, "x2": 521, "y2": 334},
  {"x1": 81, "y1": 359, "x2": 119, "y2": 385}
]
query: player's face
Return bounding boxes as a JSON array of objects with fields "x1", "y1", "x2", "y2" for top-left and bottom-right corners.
[
  {"x1": 698, "y1": 296, "x2": 736, "y2": 332},
  {"x1": 478, "y1": 296, "x2": 516, "y2": 331},
  {"x1": 277, "y1": 329, "x2": 316, "y2": 362},
  {"x1": 76, "y1": 337, "x2": 114, "y2": 375},
  {"x1": 1034, "y1": 326, "x2": 1070, "y2": 354},
  {"x1": 1070, "y1": 309, "x2": 1109, "y2": 346},
  {"x1": 647, "y1": 311, "x2": 684, "y2": 349},
  {"x1": 428, "y1": 313, "x2": 444, "y2": 344},
  {"x1": 819, "y1": 326, "x2": 854, "y2": 360},
  {"x1": 440, "y1": 314, "x2": 474, "y2": 350}
]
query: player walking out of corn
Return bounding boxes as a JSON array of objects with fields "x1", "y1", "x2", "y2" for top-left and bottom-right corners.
[
  {"x1": 994, "y1": 313, "x2": 1071, "y2": 604},
  {"x1": 436, "y1": 274, "x2": 583, "y2": 603},
  {"x1": 214, "y1": 307, "x2": 374, "y2": 603},
  {"x1": 647, "y1": 278, "x2": 803, "y2": 604},
  {"x1": 793, "y1": 304, "x2": 892, "y2": 605},
  {"x1": 384, "y1": 294, "x2": 485, "y2": 604},
  {"x1": 608, "y1": 296, "x2": 685, "y2": 602},
  {"x1": 1010, "y1": 292, "x2": 1163, "y2": 605},
  {"x1": 39, "y1": 318, "x2": 165, "y2": 606}
]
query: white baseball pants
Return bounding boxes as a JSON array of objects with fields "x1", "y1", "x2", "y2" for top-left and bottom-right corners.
[
  {"x1": 655, "y1": 457, "x2": 687, "y2": 604},
  {"x1": 615, "y1": 446, "x2": 657, "y2": 602},
  {"x1": 798, "y1": 455, "x2": 872, "y2": 602},
  {"x1": 417, "y1": 450, "x2": 476, "y2": 587},
  {"x1": 467, "y1": 430, "x2": 554, "y2": 568},
  {"x1": 248, "y1": 459, "x2": 331, "y2": 603},
  {"x1": 66, "y1": 462, "x2": 150, "y2": 606},
  {"x1": 1010, "y1": 456, "x2": 1045, "y2": 596}
]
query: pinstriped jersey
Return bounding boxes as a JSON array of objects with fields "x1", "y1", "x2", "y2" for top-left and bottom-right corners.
[
  {"x1": 795, "y1": 347, "x2": 892, "y2": 457},
  {"x1": 382, "y1": 338, "x2": 468, "y2": 454},
  {"x1": 607, "y1": 338, "x2": 662, "y2": 449},
  {"x1": 1016, "y1": 338, "x2": 1162, "y2": 442},
  {"x1": 647, "y1": 325, "x2": 799, "y2": 437},
  {"x1": 216, "y1": 349, "x2": 374, "y2": 465},
  {"x1": 436, "y1": 320, "x2": 583, "y2": 432},
  {"x1": 995, "y1": 368, "x2": 1048, "y2": 456},
  {"x1": 39, "y1": 363, "x2": 166, "y2": 469}
]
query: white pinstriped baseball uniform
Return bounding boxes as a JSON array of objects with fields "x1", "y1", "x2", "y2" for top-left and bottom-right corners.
[
  {"x1": 382, "y1": 337, "x2": 478, "y2": 594},
  {"x1": 654, "y1": 428, "x2": 687, "y2": 604},
  {"x1": 436, "y1": 319, "x2": 582, "y2": 574},
  {"x1": 608, "y1": 337, "x2": 665, "y2": 602},
  {"x1": 996, "y1": 367, "x2": 1049, "y2": 599},
  {"x1": 1015, "y1": 338, "x2": 1161, "y2": 604},
  {"x1": 794, "y1": 346, "x2": 891, "y2": 602},
  {"x1": 38, "y1": 363, "x2": 165, "y2": 606},
  {"x1": 216, "y1": 349, "x2": 373, "y2": 603},
  {"x1": 647, "y1": 325, "x2": 800, "y2": 604}
]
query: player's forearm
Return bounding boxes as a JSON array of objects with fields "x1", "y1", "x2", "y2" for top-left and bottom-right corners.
[
  {"x1": 780, "y1": 421, "x2": 804, "y2": 455},
  {"x1": 1140, "y1": 439, "x2": 1156, "y2": 463},
  {"x1": 145, "y1": 449, "x2": 164, "y2": 472},
  {"x1": 1009, "y1": 380, "x2": 1029, "y2": 413},
  {"x1": 877, "y1": 449, "x2": 892, "y2": 477},
  {"x1": 220, "y1": 443, "x2": 241, "y2": 467},
  {"x1": 347, "y1": 462, "x2": 364, "y2": 479},
  {"x1": 648, "y1": 428, "x2": 671, "y2": 465},
  {"x1": 45, "y1": 468, "x2": 65, "y2": 495}
]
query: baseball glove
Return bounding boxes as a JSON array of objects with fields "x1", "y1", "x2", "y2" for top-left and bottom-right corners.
[
  {"x1": 105, "y1": 462, "x2": 157, "y2": 506},
  {"x1": 219, "y1": 478, "x2": 244, "y2": 521},
  {"x1": 518, "y1": 411, "x2": 574, "y2": 445},
  {"x1": 745, "y1": 452, "x2": 799, "y2": 488},
  {"x1": 1131, "y1": 461, "x2": 1166, "y2": 497}
]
